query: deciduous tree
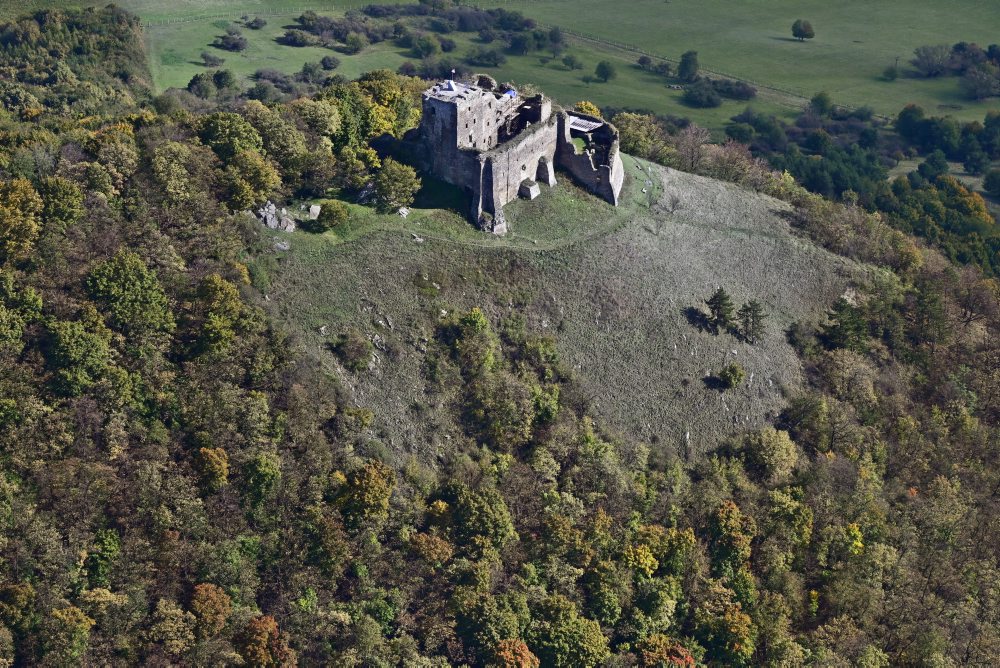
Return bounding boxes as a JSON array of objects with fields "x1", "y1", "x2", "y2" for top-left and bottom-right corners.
[
  {"x1": 526, "y1": 595, "x2": 609, "y2": 668},
  {"x1": 791, "y1": 19, "x2": 815, "y2": 42},
  {"x1": 594, "y1": 60, "x2": 616, "y2": 83},
  {"x1": 678, "y1": 50, "x2": 699, "y2": 82},
  {"x1": 0, "y1": 178, "x2": 42, "y2": 265},
  {"x1": 189, "y1": 584, "x2": 232, "y2": 639},
  {"x1": 234, "y1": 616, "x2": 296, "y2": 667},
  {"x1": 373, "y1": 157, "x2": 420, "y2": 212},
  {"x1": 87, "y1": 249, "x2": 175, "y2": 335}
]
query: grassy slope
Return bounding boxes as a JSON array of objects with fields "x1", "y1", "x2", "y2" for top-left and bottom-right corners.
[
  {"x1": 7, "y1": 0, "x2": 999, "y2": 124},
  {"x1": 473, "y1": 0, "x2": 1000, "y2": 120},
  {"x1": 255, "y1": 157, "x2": 861, "y2": 459},
  {"x1": 146, "y1": 17, "x2": 408, "y2": 91},
  {"x1": 140, "y1": 10, "x2": 795, "y2": 133}
]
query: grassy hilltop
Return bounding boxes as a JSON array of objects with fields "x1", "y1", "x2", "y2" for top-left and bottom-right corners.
[{"x1": 256, "y1": 156, "x2": 859, "y2": 457}]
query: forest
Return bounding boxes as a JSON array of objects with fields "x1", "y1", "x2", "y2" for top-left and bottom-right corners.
[{"x1": 0, "y1": 5, "x2": 999, "y2": 667}]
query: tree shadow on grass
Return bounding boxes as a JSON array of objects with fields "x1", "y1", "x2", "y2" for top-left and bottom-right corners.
[
  {"x1": 412, "y1": 176, "x2": 470, "y2": 214},
  {"x1": 682, "y1": 306, "x2": 712, "y2": 333},
  {"x1": 702, "y1": 374, "x2": 727, "y2": 391}
]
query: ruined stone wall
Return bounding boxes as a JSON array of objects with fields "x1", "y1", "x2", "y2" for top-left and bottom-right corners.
[
  {"x1": 481, "y1": 113, "x2": 559, "y2": 217},
  {"x1": 555, "y1": 111, "x2": 624, "y2": 206},
  {"x1": 413, "y1": 83, "x2": 623, "y2": 233},
  {"x1": 455, "y1": 89, "x2": 519, "y2": 151}
]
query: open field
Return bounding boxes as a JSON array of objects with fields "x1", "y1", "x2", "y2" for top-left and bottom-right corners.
[
  {"x1": 472, "y1": 0, "x2": 1000, "y2": 121},
  {"x1": 146, "y1": 16, "x2": 408, "y2": 91},
  {"x1": 253, "y1": 156, "x2": 862, "y2": 460},
  {"x1": 141, "y1": 8, "x2": 796, "y2": 134},
  {"x1": 9, "y1": 0, "x2": 997, "y2": 132}
]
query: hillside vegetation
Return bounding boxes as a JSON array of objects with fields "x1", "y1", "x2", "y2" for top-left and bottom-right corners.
[
  {"x1": 263, "y1": 159, "x2": 859, "y2": 456},
  {"x1": 0, "y1": 5, "x2": 999, "y2": 668}
]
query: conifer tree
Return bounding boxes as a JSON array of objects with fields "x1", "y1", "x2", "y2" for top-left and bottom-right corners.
[
  {"x1": 737, "y1": 299, "x2": 767, "y2": 343},
  {"x1": 706, "y1": 287, "x2": 735, "y2": 333},
  {"x1": 821, "y1": 297, "x2": 867, "y2": 351}
]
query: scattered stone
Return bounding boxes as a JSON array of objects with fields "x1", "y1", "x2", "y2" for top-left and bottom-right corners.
[
  {"x1": 274, "y1": 239, "x2": 290, "y2": 252},
  {"x1": 518, "y1": 179, "x2": 541, "y2": 200},
  {"x1": 399, "y1": 207, "x2": 410, "y2": 218},
  {"x1": 278, "y1": 215, "x2": 296, "y2": 232},
  {"x1": 258, "y1": 201, "x2": 279, "y2": 229},
  {"x1": 411, "y1": 232, "x2": 423, "y2": 243},
  {"x1": 319, "y1": 325, "x2": 328, "y2": 336},
  {"x1": 642, "y1": 188, "x2": 647, "y2": 193}
]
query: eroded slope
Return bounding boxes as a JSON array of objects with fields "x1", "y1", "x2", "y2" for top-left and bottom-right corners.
[{"x1": 262, "y1": 159, "x2": 862, "y2": 461}]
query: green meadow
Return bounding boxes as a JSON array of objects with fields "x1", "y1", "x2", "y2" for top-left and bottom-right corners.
[
  {"x1": 472, "y1": 0, "x2": 1000, "y2": 120},
  {"x1": 4, "y1": 0, "x2": 998, "y2": 128}
]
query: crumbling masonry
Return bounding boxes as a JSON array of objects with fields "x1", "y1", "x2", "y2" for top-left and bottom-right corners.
[{"x1": 410, "y1": 79, "x2": 624, "y2": 234}]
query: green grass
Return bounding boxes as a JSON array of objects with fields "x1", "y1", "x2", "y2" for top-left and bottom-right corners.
[
  {"x1": 140, "y1": 4, "x2": 797, "y2": 135},
  {"x1": 146, "y1": 16, "x2": 411, "y2": 91},
  {"x1": 272, "y1": 160, "x2": 640, "y2": 253},
  {"x1": 471, "y1": 0, "x2": 1000, "y2": 121},
  {"x1": 9, "y1": 0, "x2": 998, "y2": 131},
  {"x1": 451, "y1": 33, "x2": 799, "y2": 135}
]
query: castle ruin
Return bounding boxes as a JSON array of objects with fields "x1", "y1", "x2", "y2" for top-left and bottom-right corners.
[{"x1": 411, "y1": 79, "x2": 624, "y2": 234}]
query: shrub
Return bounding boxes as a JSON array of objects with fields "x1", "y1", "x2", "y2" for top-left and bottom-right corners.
[
  {"x1": 334, "y1": 329, "x2": 372, "y2": 372},
  {"x1": 574, "y1": 100, "x2": 602, "y2": 118},
  {"x1": 726, "y1": 123, "x2": 755, "y2": 143},
  {"x1": 413, "y1": 34, "x2": 440, "y2": 59},
  {"x1": 311, "y1": 200, "x2": 349, "y2": 231},
  {"x1": 711, "y1": 78, "x2": 756, "y2": 100},
  {"x1": 344, "y1": 32, "x2": 368, "y2": 54},
  {"x1": 467, "y1": 47, "x2": 506, "y2": 67},
  {"x1": 246, "y1": 17, "x2": 266, "y2": 29},
  {"x1": 214, "y1": 29, "x2": 248, "y2": 52},
  {"x1": 683, "y1": 79, "x2": 722, "y2": 108},
  {"x1": 279, "y1": 30, "x2": 317, "y2": 47},
  {"x1": 984, "y1": 168, "x2": 1000, "y2": 197},
  {"x1": 718, "y1": 362, "x2": 746, "y2": 389},
  {"x1": 187, "y1": 73, "x2": 216, "y2": 99},
  {"x1": 201, "y1": 51, "x2": 225, "y2": 67},
  {"x1": 321, "y1": 55, "x2": 341, "y2": 70}
]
